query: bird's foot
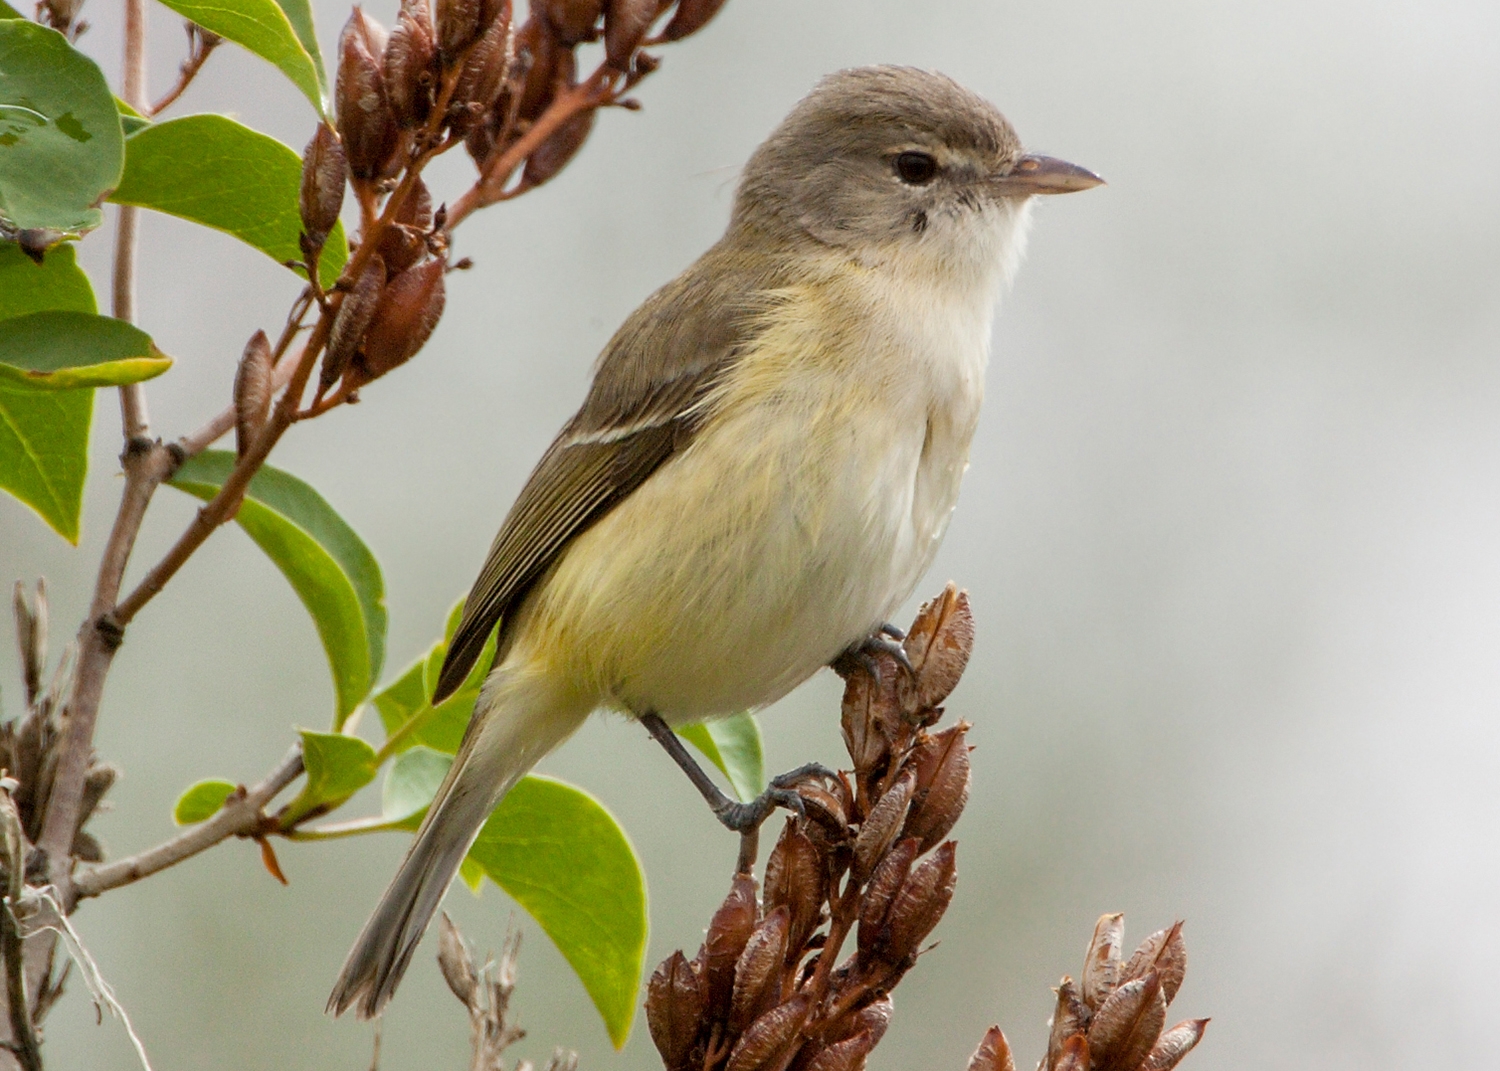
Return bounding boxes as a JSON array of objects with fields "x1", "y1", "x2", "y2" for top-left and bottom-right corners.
[
  {"x1": 832, "y1": 626, "x2": 914, "y2": 685},
  {"x1": 710, "y1": 762, "x2": 838, "y2": 834}
]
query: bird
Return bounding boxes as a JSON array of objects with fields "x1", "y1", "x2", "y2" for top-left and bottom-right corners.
[{"x1": 329, "y1": 64, "x2": 1101, "y2": 1019}]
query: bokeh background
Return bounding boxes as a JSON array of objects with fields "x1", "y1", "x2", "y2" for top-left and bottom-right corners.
[{"x1": 3, "y1": 0, "x2": 1498, "y2": 1067}]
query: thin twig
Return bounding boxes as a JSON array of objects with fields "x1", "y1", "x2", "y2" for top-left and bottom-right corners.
[
  {"x1": 0, "y1": 789, "x2": 40, "y2": 1071},
  {"x1": 146, "y1": 28, "x2": 218, "y2": 118},
  {"x1": 72, "y1": 744, "x2": 304, "y2": 902}
]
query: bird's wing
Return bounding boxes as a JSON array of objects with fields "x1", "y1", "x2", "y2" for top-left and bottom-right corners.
[{"x1": 431, "y1": 245, "x2": 781, "y2": 703}]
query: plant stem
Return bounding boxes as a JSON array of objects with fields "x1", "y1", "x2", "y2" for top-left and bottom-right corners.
[{"x1": 71, "y1": 744, "x2": 304, "y2": 901}]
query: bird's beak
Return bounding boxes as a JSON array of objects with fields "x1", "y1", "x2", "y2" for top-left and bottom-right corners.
[{"x1": 990, "y1": 154, "x2": 1105, "y2": 196}]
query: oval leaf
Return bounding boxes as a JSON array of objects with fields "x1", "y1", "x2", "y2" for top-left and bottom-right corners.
[
  {"x1": 0, "y1": 242, "x2": 96, "y2": 542},
  {"x1": 0, "y1": 21, "x2": 124, "y2": 234},
  {"x1": 173, "y1": 778, "x2": 237, "y2": 824},
  {"x1": 676, "y1": 712, "x2": 764, "y2": 802},
  {"x1": 380, "y1": 745, "x2": 451, "y2": 826},
  {"x1": 283, "y1": 728, "x2": 377, "y2": 823},
  {"x1": 0, "y1": 311, "x2": 170, "y2": 389},
  {"x1": 111, "y1": 115, "x2": 347, "y2": 287},
  {"x1": 170, "y1": 451, "x2": 386, "y2": 723},
  {"x1": 154, "y1": 0, "x2": 325, "y2": 114},
  {"x1": 374, "y1": 596, "x2": 495, "y2": 756},
  {"x1": 467, "y1": 775, "x2": 647, "y2": 1049}
]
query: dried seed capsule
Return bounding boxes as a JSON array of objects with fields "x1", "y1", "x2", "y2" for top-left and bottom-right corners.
[
  {"x1": 821, "y1": 995, "x2": 892, "y2": 1050},
  {"x1": 384, "y1": 0, "x2": 437, "y2": 127},
  {"x1": 1086, "y1": 973, "x2": 1165, "y2": 1071},
  {"x1": 762, "y1": 821, "x2": 824, "y2": 954},
  {"x1": 543, "y1": 0, "x2": 602, "y2": 43},
  {"x1": 657, "y1": 0, "x2": 728, "y2": 40},
  {"x1": 1044, "y1": 977, "x2": 1088, "y2": 1070},
  {"x1": 851, "y1": 772, "x2": 914, "y2": 884},
  {"x1": 728, "y1": 907, "x2": 788, "y2": 1035},
  {"x1": 838, "y1": 668, "x2": 889, "y2": 777},
  {"x1": 516, "y1": 21, "x2": 572, "y2": 120},
  {"x1": 797, "y1": 783, "x2": 847, "y2": 838},
  {"x1": 900, "y1": 723, "x2": 971, "y2": 852},
  {"x1": 1051, "y1": 1034, "x2": 1089, "y2": 1071},
  {"x1": 11, "y1": 580, "x2": 45, "y2": 705},
  {"x1": 1138, "y1": 1019, "x2": 1208, "y2": 1071},
  {"x1": 965, "y1": 1026, "x2": 1016, "y2": 1071},
  {"x1": 703, "y1": 873, "x2": 759, "y2": 1019},
  {"x1": 881, "y1": 841, "x2": 956, "y2": 965},
  {"x1": 646, "y1": 950, "x2": 705, "y2": 1071},
  {"x1": 448, "y1": 13, "x2": 511, "y2": 129},
  {"x1": 1080, "y1": 912, "x2": 1125, "y2": 1012},
  {"x1": 356, "y1": 257, "x2": 446, "y2": 382},
  {"x1": 233, "y1": 330, "x2": 273, "y2": 458},
  {"x1": 856, "y1": 837, "x2": 917, "y2": 958},
  {"x1": 299, "y1": 124, "x2": 347, "y2": 249},
  {"x1": 375, "y1": 179, "x2": 434, "y2": 273},
  {"x1": 900, "y1": 583, "x2": 973, "y2": 714},
  {"x1": 724, "y1": 994, "x2": 810, "y2": 1071},
  {"x1": 603, "y1": 0, "x2": 656, "y2": 69},
  {"x1": 321, "y1": 254, "x2": 386, "y2": 390},
  {"x1": 436, "y1": 912, "x2": 478, "y2": 1006},
  {"x1": 803, "y1": 1030, "x2": 874, "y2": 1071},
  {"x1": 520, "y1": 106, "x2": 595, "y2": 189},
  {"x1": 336, "y1": 9, "x2": 400, "y2": 180},
  {"x1": 1120, "y1": 922, "x2": 1186, "y2": 1005}
]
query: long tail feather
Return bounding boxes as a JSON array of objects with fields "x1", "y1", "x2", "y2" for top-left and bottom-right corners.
[{"x1": 327, "y1": 665, "x2": 588, "y2": 1019}]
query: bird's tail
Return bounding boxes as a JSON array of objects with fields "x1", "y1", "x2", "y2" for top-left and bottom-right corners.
[{"x1": 327, "y1": 662, "x2": 590, "y2": 1019}]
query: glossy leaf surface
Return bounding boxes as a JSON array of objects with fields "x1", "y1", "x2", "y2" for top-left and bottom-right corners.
[
  {"x1": 677, "y1": 712, "x2": 765, "y2": 801},
  {"x1": 283, "y1": 729, "x2": 377, "y2": 822},
  {"x1": 0, "y1": 242, "x2": 95, "y2": 541},
  {"x1": 170, "y1": 452, "x2": 386, "y2": 723},
  {"x1": 112, "y1": 115, "x2": 347, "y2": 287},
  {"x1": 0, "y1": 311, "x2": 169, "y2": 389},
  {"x1": 173, "y1": 779, "x2": 237, "y2": 824},
  {"x1": 0, "y1": 21, "x2": 123, "y2": 233}
]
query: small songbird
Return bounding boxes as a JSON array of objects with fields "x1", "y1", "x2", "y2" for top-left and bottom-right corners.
[{"x1": 329, "y1": 65, "x2": 1101, "y2": 1018}]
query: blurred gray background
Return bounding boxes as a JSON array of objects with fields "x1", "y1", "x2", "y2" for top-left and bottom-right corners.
[{"x1": 3, "y1": 0, "x2": 1498, "y2": 1067}]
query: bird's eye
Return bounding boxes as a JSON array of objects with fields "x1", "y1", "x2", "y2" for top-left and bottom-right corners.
[{"x1": 894, "y1": 151, "x2": 938, "y2": 185}]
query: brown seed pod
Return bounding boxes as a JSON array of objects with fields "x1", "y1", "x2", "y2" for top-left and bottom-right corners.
[
  {"x1": 703, "y1": 873, "x2": 759, "y2": 1019},
  {"x1": 384, "y1": 0, "x2": 437, "y2": 127},
  {"x1": 900, "y1": 583, "x2": 974, "y2": 714},
  {"x1": 448, "y1": 12, "x2": 511, "y2": 130},
  {"x1": 374, "y1": 178, "x2": 434, "y2": 273},
  {"x1": 543, "y1": 0, "x2": 602, "y2": 43},
  {"x1": 603, "y1": 0, "x2": 657, "y2": 69},
  {"x1": 299, "y1": 124, "x2": 347, "y2": 248},
  {"x1": 1044, "y1": 977, "x2": 1089, "y2": 1070},
  {"x1": 657, "y1": 0, "x2": 728, "y2": 41},
  {"x1": 880, "y1": 841, "x2": 957, "y2": 965},
  {"x1": 233, "y1": 330, "x2": 273, "y2": 458},
  {"x1": 1138, "y1": 1019, "x2": 1208, "y2": 1071},
  {"x1": 520, "y1": 106, "x2": 595, "y2": 190},
  {"x1": 1080, "y1": 912, "x2": 1125, "y2": 1012},
  {"x1": 856, "y1": 837, "x2": 917, "y2": 958},
  {"x1": 802, "y1": 1030, "x2": 874, "y2": 1071},
  {"x1": 435, "y1": 912, "x2": 478, "y2": 1006},
  {"x1": 335, "y1": 9, "x2": 400, "y2": 180},
  {"x1": 900, "y1": 723, "x2": 971, "y2": 852},
  {"x1": 763, "y1": 820, "x2": 825, "y2": 954},
  {"x1": 728, "y1": 907, "x2": 789, "y2": 1035},
  {"x1": 851, "y1": 772, "x2": 914, "y2": 884},
  {"x1": 838, "y1": 668, "x2": 889, "y2": 777},
  {"x1": 965, "y1": 1026, "x2": 1016, "y2": 1071},
  {"x1": 724, "y1": 995, "x2": 811, "y2": 1071},
  {"x1": 1120, "y1": 922, "x2": 1186, "y2": 1006},
  {"x1": 646, "y1": 950, "x2": 705, "y2": 1071},
  {"x1": 321, "y1": 254, "x2": 386, "y2": 390},
  {"x1": 796, "y1": 783, "x2": 847, "y2": 838},
  {"x1": 435, "y1": 0, "x2": 502, "y2": 61},
  {"x1": 355, "y1": 256, "x2": 446, "y2": 382},
  {"x1": 1050, "y1": 1034, "x2": 1090, "y2": 1071},
  {"x1": 516, "y1": 20, "x2": 572, "y2": 121},
  {"x1": 1086, "y1": 972, "x2": 1166, "y2": 1071}
]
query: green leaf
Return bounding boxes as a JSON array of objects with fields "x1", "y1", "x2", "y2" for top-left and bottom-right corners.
[
  {"x1": 676, "y1": 712, "x2": 765, "y2": 802},
  {"x1": 284, "y1": 729, "x2": 376, "y2": 822},
  {"x1": 0, "y1": 2, "x2": 24, "y2": 21},
  {"x1": 112, "y1": 115, "x2": 347, "y2": 288},
  {"x1": 379, "y1": 745, "x2": 451, "y2": 827},
  {"x1": 0, "y1": 240, "x2": 95, "y2": 542},
  {"x1": 467, "y1": 775, "x2": 647, "y2": 1049},
  {"x1": 115, "y1": 97, "x2": 149, "y2": 136},
  {"x1": 169, "y1": 452, "x2": 386, "y2": 724},
  {"x1": 270, "y1": 0, "x2": 327, "y2": 103},
  {"x1": 173, "y1": 779, "x2": 237, "y2": 824},
  {"x1": 374, "y1": 596, "x2": 495, "y2": 756},
  {"x1": 154, "y1": 0, "x2": 325, "y2": 115},
  {"x1": 0, "y1": 311, "x2": 170, "y2": 389},
  {"x1": 0, "y1": 21, "x2": 124, "y2": 234}
]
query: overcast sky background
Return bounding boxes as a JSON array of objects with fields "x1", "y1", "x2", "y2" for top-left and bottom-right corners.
[{"x1": 3, "y1": 0, "x2": 1499, "y2": 1068}]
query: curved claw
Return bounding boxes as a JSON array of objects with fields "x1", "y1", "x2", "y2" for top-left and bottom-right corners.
[
  {"x1": 878, "y1": 621, "x2": 906, "y2": 641},
  {"x1": 714, "y1": 787, "x2": 805, "y2": 834},
  {"x1": 769, "y1": 762, "x2": 838, "y2": 789}
]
